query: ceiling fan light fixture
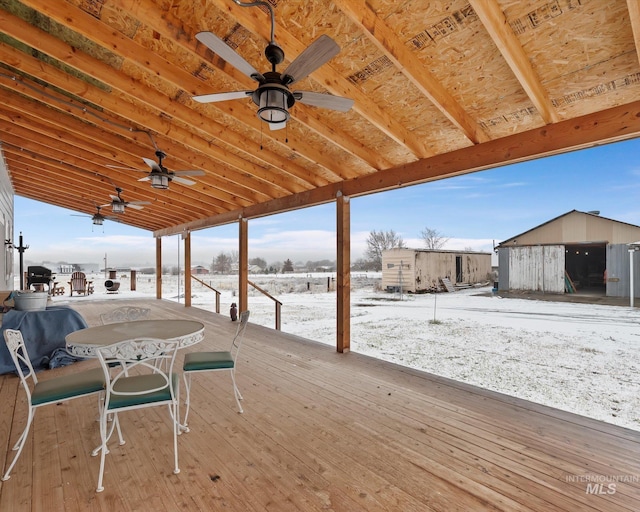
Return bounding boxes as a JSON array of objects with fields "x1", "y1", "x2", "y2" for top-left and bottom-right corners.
[
  {"x1": 93, "y1": 216, "x2": 104, "y2": 226},
  {"x1": 150, "y1": 173, "x2": 169, "y2": 189},
  {"x1": 257, "y1": 88, "x2": 290, "y2": 123},
  {"x1": 111, "y1": 202, "x2": 125, "y2": 214}
]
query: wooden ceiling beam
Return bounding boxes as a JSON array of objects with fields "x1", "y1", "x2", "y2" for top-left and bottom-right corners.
[
  {"x1": 0, "y1": 115, "x2": 226, "y2": 219},
  {"x1": 18, "y1": 0, "x2": 360, "y2": 182},
  {"x1": 0, "y1": 46, "x2": 292, "y2": 205},
  {"x1": 7, "y1": 157, "x2": 173, "y2": 231},
  {"x1": 0, "y1": 13, "x2": 310, "y2": 195},
  {"x1": 10, "y1": 170, "x2": 169, "y2": 232},
  {"x1": 0, "y1": 81, "x2": 270, "y2": 205},
  {"x1": 85, "y1": 0, "x2": 384, "y2": 177},
  {"x1": 108, "y1": 0, "x2": 394, "y2": 170},
  {"x1": 155, "y1": 100, "x2": 640, "y2": 236},
  {"x1": 469, "y1": 0, "x2": 559, "y2": 124},
  {"x1": 627, "y1": 0, "x2": 640, "y2": 66},
  {"x1": 4, "y1": 152, "x2": 208, "y2": 224},
  {"x1": 0, "y1": 91, "x2": 254, "y2": 210},
  {"x1": 3, "y1": 147, "x2": 196, "y2": 225},
  {"x1": 333, "y1": 0, "x2": 490, "y2": 145}
]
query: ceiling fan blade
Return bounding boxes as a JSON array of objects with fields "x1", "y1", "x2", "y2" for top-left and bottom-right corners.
[
  {"x1": 99, "y1": 203, "x2": 111, "y2": 208},
  {"x1": 193, "y1": 90, "x2": 253, "y2": 104},
  {"x1": 269, "y1": 121, "x2": 287, "y2": 131},
  {"x1": 172, "y1": 176, "x2": 196, "y2": 186},
  {"x1": 127, "y1": 203, "x2": 145, "y2": 210},
  {"x1": 138, "y1": 176, "x2": 151, "y2": 182},
  {"x1": 142, "y1": 157, "x2": 162, "y2": 172},
  {"x1": 282, "y1": 34, "x2": 340, "y2": 85},
  {"x1": 196, "y1": 31, "x2": 263, "y2": 81},
  {"x1": 294, "y1": 91, "x2": 354, "y2": 112},
  {"x1": 129, "y1": 200, "x2": 152, "y2": 206},
  {"x1": 174, "y1": 170, "x2": 205, "y2": 176}
]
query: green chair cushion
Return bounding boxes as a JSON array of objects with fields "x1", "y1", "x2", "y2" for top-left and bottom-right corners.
[
  {"x1": 183, "y1": 351, "x2": 234, "y2": 372},
  {"x1": 107, "y1": 372, "x2": 179, "y2": 410},
  {"x1": 31, "y1": 367, "x2": 105, "y2": 406}
]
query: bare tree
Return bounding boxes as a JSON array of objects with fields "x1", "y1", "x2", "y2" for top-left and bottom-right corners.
[
  {"x1": 212, "y1": 252, "x2": 232, "y2": 274},
  {"x1": 365, "y1": 229, "x2": 406, "y2": 270},
  {"x1": 420, "y1": 227, "x2": 448, "y2": 250}
]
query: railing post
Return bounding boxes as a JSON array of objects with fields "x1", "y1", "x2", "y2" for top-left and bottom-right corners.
[{"x1": 275, "y1": 301, "x2": 281, "y2": 331}]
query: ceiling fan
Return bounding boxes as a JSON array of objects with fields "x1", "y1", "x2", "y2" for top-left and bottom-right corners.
[
  {"x1": 101, "y1": 187, "x2": 151, "y2": 214},
  {"x1": 193, "y1": 0, "x2": 354, "y2": 130},
  {"x1": 71, "y1": 205, "x2": 116, "y2": 226},
  {"x1": 108, "y1": 150, "x2": 205, "y2": 190}
]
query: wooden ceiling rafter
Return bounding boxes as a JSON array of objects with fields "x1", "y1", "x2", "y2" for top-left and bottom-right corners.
[
  {"x1": 469, "y1": 0, "x2": 559, "y2": 124},
  {"x1": 0, "y1": 12, "x2": 316, "y2": 196},
  {"x1": 3, "y1": 154, "x2": 213, "y2": 225},
  {"x1": 107, "y1": 0, "x2": 389, "y2": 172},
  {"x1": 0, "y1": 94, "x2": 244, "y2": 215},
  {"x1": 1, "y1": 147, "x2": 200, "y2": 226},
  {"x1": 627, "y1": 0, "x2": 640, "y2": 64},
  {"x1": 333, "y1": 0, "x2": 490, "y2": 144},
  {"x1": 14, "y1": 0, "x2": 354, "y2": 186},
  {"x1": 200, "y1": 0, "x2": 430, "y2": 158},
  {"x1": 0, "y1": 0, "x2": 638, "y2": 239},
  {"x1": 0, "y1": 32, "x2": 308, "y2": 201}
]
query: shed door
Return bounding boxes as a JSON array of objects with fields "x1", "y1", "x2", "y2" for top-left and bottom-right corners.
[{"x1": 456, "y1": 256, "x2": 463, "y2": 283}]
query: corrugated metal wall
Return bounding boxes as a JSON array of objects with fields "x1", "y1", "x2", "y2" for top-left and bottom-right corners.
[
  {"x1": 504, "y1": 245, "x2": 565, "y2": 293},
  {"x1": 606, "y1": 244, "x2": 640, "y2": 298}
]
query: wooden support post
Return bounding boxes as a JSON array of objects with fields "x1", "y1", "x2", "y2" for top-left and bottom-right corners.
[
  {"x1": 155, "y1": 237, "x2": 162, "y2": 299},
  {"x1": 336, "y1": 193, "x2": 350, "y2": 353},
  {"x1": 239, "y1": 218, "x2": 248, "y2": 313},
  {"x1": 184, "y1": 231, "x2": 191, "y2": 307}
]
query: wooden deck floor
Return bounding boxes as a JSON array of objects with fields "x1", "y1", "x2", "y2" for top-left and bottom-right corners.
[{"x1": 1, "y1": 299, "x2": 639, "y2": 511}]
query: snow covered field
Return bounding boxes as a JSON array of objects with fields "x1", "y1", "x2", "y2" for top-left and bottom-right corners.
[{"x1": 52, "y1": 271, "x2": 640, "y2": 431}]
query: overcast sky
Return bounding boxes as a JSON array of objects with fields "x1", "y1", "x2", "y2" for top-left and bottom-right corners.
[{"x1": 14, "y1": 137, "x2": 640, "y2": 269}]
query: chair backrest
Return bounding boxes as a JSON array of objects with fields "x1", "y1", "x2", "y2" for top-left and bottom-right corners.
[
  {"x1": 100, "y1": 306, "x2": 151, "y2": 325},
  {"x1": 230, "y1": 310, "x2": 250, "y2": 360},
  {"x1": 70, "y1": 271, "x2": 87, "y2": 291},
  {"x1": 96, "y1": 338, "x2": 180, "y2": 405},
  {"x1": 3, "y1": 329, "x2": 38, "y2": 399}
]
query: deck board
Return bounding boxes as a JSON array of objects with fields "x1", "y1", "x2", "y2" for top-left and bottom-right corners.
[{"x1": 0, "y1": 298, "x2": 638, "y2": 511}]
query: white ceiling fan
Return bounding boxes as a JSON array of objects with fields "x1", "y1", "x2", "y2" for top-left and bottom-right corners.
[{"x1": 193, "y1": 0, "x2": 354, "y2": 131}]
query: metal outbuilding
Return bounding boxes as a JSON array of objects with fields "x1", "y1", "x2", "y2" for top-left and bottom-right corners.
[
  {"x1": 382, "y1": 248, "x2": 492, "y2": 293},
  {"x1": 496, "y1": 210, "x2": 640, "y2": 297}
]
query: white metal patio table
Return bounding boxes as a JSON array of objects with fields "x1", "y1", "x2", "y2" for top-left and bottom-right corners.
[{"x1": 65, "y1": 319, "x2": 205, "y2": 358}]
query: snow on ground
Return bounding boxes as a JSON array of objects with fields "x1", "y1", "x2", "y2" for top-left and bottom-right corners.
[{"x1": 51, "y1": 272, "x2": 640, "y2": 431}]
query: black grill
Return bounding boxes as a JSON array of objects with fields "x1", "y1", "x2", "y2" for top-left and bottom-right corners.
[{"x1": 26, "y1": 266, "x2": 54, "y2": 290}]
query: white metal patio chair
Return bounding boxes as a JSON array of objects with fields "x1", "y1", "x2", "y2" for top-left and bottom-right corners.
[
  {"x1": 100, "y1": 306, "x2": 151, "y2": 325},
  {"x1": 182, "y1": 310, "x2": 250, "y2": 429},
  {"x1": 94, "y1": 337, "x2": 181, "y2": 493},
  {"x1": 1, "y1": 329, "x2": 105, "y2": 481}
]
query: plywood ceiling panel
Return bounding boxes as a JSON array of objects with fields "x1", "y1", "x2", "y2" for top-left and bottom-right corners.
[{"x1": 0, "y1": 0, "x2": 638, "y2": 237}]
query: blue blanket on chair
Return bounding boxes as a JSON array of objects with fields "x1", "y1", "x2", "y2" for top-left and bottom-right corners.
[{"x1": 0, "y1": 306, "x2": 88, "y2": 375}]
